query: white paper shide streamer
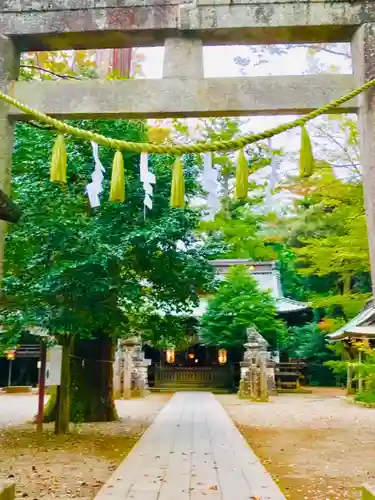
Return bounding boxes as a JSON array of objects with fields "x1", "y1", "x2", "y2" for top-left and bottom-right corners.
[
  {"x1": 140, "y1": 153, "x2": 156, "y2": 210},
  {"x1": 201, "y1": 152, "x2": 219, "y2": 221},
  {"x1": 86, "y1": 141, "x2": 105, "y2": 208}
]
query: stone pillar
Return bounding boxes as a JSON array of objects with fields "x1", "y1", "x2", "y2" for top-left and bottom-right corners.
[
  {"x1": 113, "y1": 342, "x2": 122, "y2": 399},
  {"x1": 352, "y1": 25, "x2": 375, "y2": 294},
  {"x1": 259, "y1": 354, "x2": 268, "y2": 401},
  {"x1": 118, "y1": 337, "x2": 138, "y2": 399},
  {"x1": 266, "y1": 359, "x2": 277, "y2": 395},
  {"x1": 347, "y1": 363, "x2": 354, "y2": 395},
  {"x1": 0, "y1": 37, "x2": 19, "y2": 279},
  {"x1": 163, "y1": 38, "x2": 204, "y2": 79},
  {"x1": 131, "y1": 342, "x2": 150, "y2": 397},
  {"x1": 122, "y1": 348, "x2": 133, "y2": 399}
]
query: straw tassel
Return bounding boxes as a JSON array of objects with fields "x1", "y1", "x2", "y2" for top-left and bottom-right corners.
[
  {"x1": 235, "y1": 149, "x2": 249, "y2": 200},
  {"x1": 109, "y1": 151, "x2": 125, "y2": 202},
  {"x1": 50, "y1": 134, "x2": 67, "y2": 183},
  {"x1": 170, "y1": 156, "x2": 185, "y2": 208},
  {"x1": 299, "y1": 125, "x2": 315, "y2": 178}
]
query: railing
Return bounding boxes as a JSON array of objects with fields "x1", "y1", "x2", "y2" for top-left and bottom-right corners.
[
  {"x1": 155, "y1": 365, "x2": 233, "y2": 389},
  {"x1": 16, "y1": 345, "x2": 40, "y2": 358},
  {"x1": 0, "y1": 344, "x2": 40, "y2": 358}
]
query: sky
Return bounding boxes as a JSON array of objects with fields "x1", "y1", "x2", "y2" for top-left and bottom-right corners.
[{"x1": 136, "y1": 43, "x2": 354, "y2": 211}]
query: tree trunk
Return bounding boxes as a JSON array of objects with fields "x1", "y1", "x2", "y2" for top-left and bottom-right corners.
[
  {"x1": 43, "y1": 333, "x2": 118, "y2": 424},
  {"x1": 70, "y1": 333, "x2": 118, "y2": 422}
]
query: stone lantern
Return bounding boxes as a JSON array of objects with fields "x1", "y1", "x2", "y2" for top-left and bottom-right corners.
[
  {"x1": 238, "y1": 326, "x2": 276, "y2": 400},
  {"x1": 113, "y1": 335, "x2": 150, "y2": 399}
]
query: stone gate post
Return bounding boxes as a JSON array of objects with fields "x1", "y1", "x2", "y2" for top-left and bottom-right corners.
[
  {"x1": 352, "y1": 24, "x2": 375, "y2": 294},
  {"x1": 0, "y1": 36, "x2": 19, "y2": 279}
]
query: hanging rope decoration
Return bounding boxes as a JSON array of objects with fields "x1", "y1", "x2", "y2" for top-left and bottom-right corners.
[
  {"x1": 109, "y1": 151, "x2": 125, "y2": 202},
  {"x1": 1, "y1": 76, "x2": 374, "y2": 206},
  {"x1": 299, "y1": 125, "x2": 315, "y2": 178},
  {"x1": 50, "y1": 134, "x2": 67, "y2": 183},
  {"x1": 235, "y1": 149, "x2": 249, "y2": 200},
  {"x1": 170, "y1": 156, "x2": 185, "y2": 208}
]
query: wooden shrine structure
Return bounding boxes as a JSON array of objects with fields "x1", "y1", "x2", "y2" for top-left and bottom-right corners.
[{"x1": 328, "y1": 300, "x2": 375, "y2": 394}]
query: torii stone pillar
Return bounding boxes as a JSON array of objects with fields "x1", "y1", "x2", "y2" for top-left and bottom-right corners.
[
  {"x1": 352, "y1": 24, "x2": 375, "y2": 295},
  {"x1": 0, "y1": 37, "x2": 19, "y2": 278}
]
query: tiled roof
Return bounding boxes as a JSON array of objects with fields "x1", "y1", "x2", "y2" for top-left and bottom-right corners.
[{"x1": 327, "y1": 300, "x2": 375, "y2": 341}]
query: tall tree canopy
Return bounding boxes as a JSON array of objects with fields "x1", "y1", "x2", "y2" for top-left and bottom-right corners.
[{"x1": 0, "y1": 120, "x2": 215, "y2": 421}]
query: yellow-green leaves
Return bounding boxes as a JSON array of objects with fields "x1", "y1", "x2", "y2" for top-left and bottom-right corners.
[
  {"x1": 109, "y1": 151, "x2": 125, "y2": 202},
  {"x1": 299, "y1": 125, "x2": 315, "y2": 178},
  {"x1": 50, "y1": 134, "x2": 67, "y2": 183},
  {"x1": 170, "y1": 156, "x2": 185, "y2": 208},
  {"x1": 235, "y1": 149, "x2": 249, "y2": 200}
]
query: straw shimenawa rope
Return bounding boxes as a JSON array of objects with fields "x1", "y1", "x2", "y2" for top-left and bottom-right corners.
[{"x1": 0, "y1": 78, "x2": 373, "y2": 154}]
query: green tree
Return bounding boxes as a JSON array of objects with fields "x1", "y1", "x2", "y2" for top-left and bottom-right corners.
[
  {"x1": 0, "y1": 120, "x2": 215, "y2": 425},
  {"x1": 274, "y1": 147, "x2": 370, "y2": 319},
  {"x1": 200, "y1": 265, "x2": 287, "y2": 349},
  {"x1": 198, "y1": 202, "x2": 276, "y2": 261}
]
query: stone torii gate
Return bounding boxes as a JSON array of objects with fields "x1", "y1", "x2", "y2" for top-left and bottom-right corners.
[{"x1": 0, "y1": 1, "x2": 375, "y2": 288}]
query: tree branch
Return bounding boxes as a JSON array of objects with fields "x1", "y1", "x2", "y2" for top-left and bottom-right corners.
[
  {"x1": 312, "y1": 125, "x2": 361, "y2": 176},
  {"x1": 301, "y1": 44, "x2": 350, "y2": 58},
  {"x1": 20, "y1": 64, "x2": 81, "y2": 80}
]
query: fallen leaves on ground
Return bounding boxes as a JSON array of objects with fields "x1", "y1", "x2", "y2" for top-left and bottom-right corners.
[
  {"x1": 0, "y1": 420, "x2": 145, "y2": 498},
  {"x1": 218, "y1": 390, "x2": 373, "y2": 500}
]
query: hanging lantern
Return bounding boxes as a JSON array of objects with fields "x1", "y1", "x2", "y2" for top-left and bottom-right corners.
[
  {"x1": 218, "y1": 349, "x2": 227, "y2": 365},
  {"x1": 166, "y1": 349, "x2": 175, "y2": 364},
  {"x1": 6, "y1": 350, "x2": 15, "y2": 361},
  {"x1": 188, "y1": 353, "x2": 195, "y2": 360}
]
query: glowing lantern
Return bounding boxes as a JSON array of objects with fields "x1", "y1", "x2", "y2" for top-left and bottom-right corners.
[
  {"x1": 166, "y1": 349, "x2": 175, "y2": 364},
  {"x1": 218, "y1": 349, "x2": 227, "y2": 364},
  {"x1": 6, "y1": 350, "x2": 15, "y2": 361}
]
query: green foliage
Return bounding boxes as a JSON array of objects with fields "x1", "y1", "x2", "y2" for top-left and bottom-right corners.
[
  {"x1": 326, "y1": 343, "x2": 375, "y2": 393},
  {"x1": 354, "y1": 391, "x2": 375, "y2": 404},
  {"x1": 0, "y1": 120, "x2": 215, "y2": 344},
  {"x1": 199, "y1": 203, "x2": 276, "y2": 261},
  {"x1": 283, "y1": 161, "x2": 368, "y2": 282},
  {"x1": 284, "y1": 322, "x2": 331, "y2": 361},
  {"x1": 200, "y1": 265, "x2": 287, "y2": 348},
  {"x1": 273, "y1": 118, "x2": 370, "y2": 322}
]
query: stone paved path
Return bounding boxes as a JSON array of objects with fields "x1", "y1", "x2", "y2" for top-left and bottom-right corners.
[{"x1": 95, "y1": 392, "x2": 285, "y2": 500}]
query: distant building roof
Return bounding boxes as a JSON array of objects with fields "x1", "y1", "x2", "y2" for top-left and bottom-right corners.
[
  {"x1": 327, "y1": 300, "x2": 375, "y2": 341},
  {"x1": 151, "y1": 259, "x2": 309, "y2": 318},
  {"x1": 211, "y1": 260, "x2": 283, "y2": 299},
  {"x1": 194, "y1": 259, "x2": 308, "y2": 316}
]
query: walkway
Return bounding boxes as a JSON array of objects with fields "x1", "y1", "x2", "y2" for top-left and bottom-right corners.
[{"x1": 95, "y1": 392, "x2": 285, "y2": 500}]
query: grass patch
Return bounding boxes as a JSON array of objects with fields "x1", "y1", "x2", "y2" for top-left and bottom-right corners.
[{"x1": 355, "y1": 391, "x2": 375, "y2": 404}]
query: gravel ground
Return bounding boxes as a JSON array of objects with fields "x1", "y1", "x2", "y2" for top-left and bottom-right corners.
[
  {"x1": 218, "y1": 388, "x2": 375, "y2": 500},
  {"x1": 0, "y1": 394, "x2": 170, "y2": 499}
]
